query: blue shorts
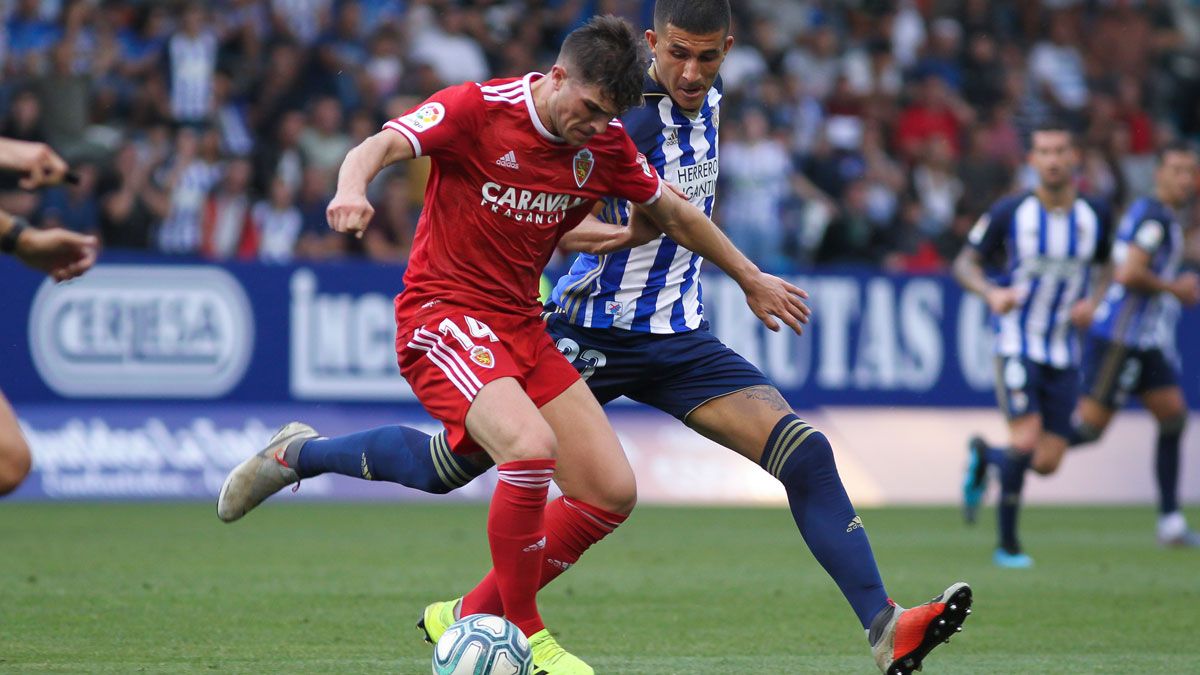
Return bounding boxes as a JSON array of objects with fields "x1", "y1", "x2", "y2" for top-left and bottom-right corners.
[
  {"x1": 543, "y1": 312, "x2": 773, "y2": 420},
  {"x1": 1081, "y1": 335, "x2": 1180, "y2": 409},
  {"x1": 992, "y1": 356, "x2": 1079, "y2": 438}
]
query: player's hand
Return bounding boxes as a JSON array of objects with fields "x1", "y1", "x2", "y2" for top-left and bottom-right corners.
[
  {"x1": 326, "y1": 191, "x2": 374, "y2": 239},
  {"x1": 739, "y1": 271, "x2": 811, "y2": 334},
  {"x1": 984, "y1": 286, "x2": 1021, "y2": 315},
  {"x1": 0, "y1": 140, "x2": 70, "y2": 189},
  {"x1": 15, "y1": 226, "x2": 99, "y2": 282},
  {"x1": 612, "y1": 181, "x2": 690, "y2": 250},
  {"x1": 1170, "y1": 271, "x2": 1200, "y2": 306},
  {"x1": 662, "y1": 180, "x2": 688, "y2": 201},
  {"x1": 1069, "y1": 298, "x2": 1098, "y2": 329},
  {"x1": 621, "y1": 204, "x2": 663, "y2": 249}
]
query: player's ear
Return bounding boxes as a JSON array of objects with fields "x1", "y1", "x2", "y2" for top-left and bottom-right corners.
[
  {"x1": 723, "y1": 35, "x2": 734, "y2": 54},
  {"x1": 549, "y1": 64, "x2": 568, "y2": 90},
  {"x1": 645, "y1": 29, "x2": 657, "y2": 51}
]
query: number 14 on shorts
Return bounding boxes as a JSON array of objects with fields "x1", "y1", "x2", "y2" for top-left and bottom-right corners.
[{"x1": 440, "y1": 316, "x2": 499, "y2": 369}]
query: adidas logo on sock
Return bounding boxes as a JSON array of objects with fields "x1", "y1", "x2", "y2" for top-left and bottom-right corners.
[
  {"x1": 495, "y1": 150, "x2": 520, "y2": 170},
  {"x1": 522, "y1": 536, "x2": 546, "y2": 553},
  {"x1": 846, "y1": 515, "x2": 863, "y2": 533}
]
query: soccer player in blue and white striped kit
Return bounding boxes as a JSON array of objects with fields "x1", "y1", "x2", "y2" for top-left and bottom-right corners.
[
  {"x1": 219, "y1": 3, "x2": 972, "y2": 672},
  {"x1": 956, "y1": 122, "x2": 1115, "y2": 568},
  {"x1": 1068, "y1": 142, "x2": 1200, "y2": 547}
]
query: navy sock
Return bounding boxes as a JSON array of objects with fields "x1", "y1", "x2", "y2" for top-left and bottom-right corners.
[
  {"x1": 296, "y1": 427, "x2": 487, "y2": 494},
  {"x1": 985, "y1": 445, "x2": 1007, "y2": 469},
  {"x1": 1155, "y1": 423, "x2": 1183, "y2": 515},
  {"x1": 1064, "y1": 422, "x2": 1101, "y2": 449},
  {"x1": 761, "y1": 415, "x2": 889, "y2": 629},
  {"x1": 997, "y1": 450, "x2": 1032, "y2": 553},
  {"x1": 1063, "y1": 426, "x2": 1085, "y2": 447}
]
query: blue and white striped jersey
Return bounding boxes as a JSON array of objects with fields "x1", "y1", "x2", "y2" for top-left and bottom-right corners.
[
  {"x1": 969, "y1": 191, "x2": 1114, "y2": 368},
  {"x1": 1090, "y1": 197, "x2": 1185, "y2": 349},
  {"x1": 156, "y1": 160, "x2": 222, "y2": 254},
  {"x1": 168, "y1": 30, "x2": 217, "y2": 123},
  {"x1": 550, "y1": 71, "x2": 721, "y2": 334}
]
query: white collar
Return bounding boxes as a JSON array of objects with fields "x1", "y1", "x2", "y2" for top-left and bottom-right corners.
[{"x1": 523, "y1": 72, "x2": 566, "y2": 144}]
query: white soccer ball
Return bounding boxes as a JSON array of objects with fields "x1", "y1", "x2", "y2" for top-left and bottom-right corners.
[{"x1": 432, "y1": 614, "x2": 532, "y2": 675}]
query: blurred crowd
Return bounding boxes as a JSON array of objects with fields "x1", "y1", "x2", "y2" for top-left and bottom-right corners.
[{"x1": 2, "y1": 0, "x2": 1200, "y2": 270}]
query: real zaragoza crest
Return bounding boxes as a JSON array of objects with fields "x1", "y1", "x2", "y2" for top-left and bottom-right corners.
[{"x1": 573, "y1": 148, "x2": 594, "y2": 188}]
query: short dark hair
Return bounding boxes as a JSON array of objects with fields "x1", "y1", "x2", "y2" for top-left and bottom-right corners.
[
  {"x1": 1156, "y1": 140, "x2": 1198, "y2": 165},
  {"x1": 654, "y1": 0, "x2": 731, "y2": 35},
  {"x1": 1031, "y1": 119, "x2": 1074, "y2": 137},
  {"x1": 1028, "y1": 119, "x2": 1075, "y2": 148},
  {"x1": 559, "y1": 15, "x2": 647, "y2": 116}
]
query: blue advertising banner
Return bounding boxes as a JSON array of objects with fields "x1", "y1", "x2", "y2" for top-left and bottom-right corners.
[
  {"x1": 4, "y1": 257, "x2": 1199, "y2": 503},
  {"x1": 3, "y1": 258, "x2": 1198, "y2": 407}
]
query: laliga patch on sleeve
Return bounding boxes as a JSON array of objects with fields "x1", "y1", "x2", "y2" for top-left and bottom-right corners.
[
  {"x1": 635, "y1": 153, "x2": 654, "y2": 178},
  {"x1": 400, "y1": 103, "x2": 446, "y2": 133},
  {"x1": 1134, "y1": 220, "x2": 1164, "y2": 251}
]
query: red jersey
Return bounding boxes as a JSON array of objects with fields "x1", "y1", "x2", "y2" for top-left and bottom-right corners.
[{"x1": 385, "y1": 73, "x2": 663, "y2": 323}]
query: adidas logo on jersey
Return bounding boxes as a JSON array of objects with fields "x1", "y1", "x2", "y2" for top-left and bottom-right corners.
[
  {"x1": 495, "y1": 150, "x2": 520, "y2": 170},
  {"x1": 664, "y1": 130, "x2": 679, "y2": 147}
]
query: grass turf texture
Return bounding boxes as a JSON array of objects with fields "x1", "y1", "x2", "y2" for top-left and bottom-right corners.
[{"x1": 1, "y1": 503, "x2": 1197, "y2": 674}]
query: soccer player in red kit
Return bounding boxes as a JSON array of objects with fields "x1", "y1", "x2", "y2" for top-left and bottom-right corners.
[{"x1": 312, "y1": 15, "x2": 807, "y2": 674}]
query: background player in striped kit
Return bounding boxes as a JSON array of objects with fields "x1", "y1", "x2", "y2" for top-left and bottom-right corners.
[
  {"x1": 1066, "y1": 142, "x2": 1200, "y2": 547},
  {"x1": 956, "y1": 122, "x2": 1115, "y2": 568}
]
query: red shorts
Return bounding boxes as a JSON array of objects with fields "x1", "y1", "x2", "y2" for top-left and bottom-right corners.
[{"x1": 395, "y1": 308, "x2": 580, "y2": 455}]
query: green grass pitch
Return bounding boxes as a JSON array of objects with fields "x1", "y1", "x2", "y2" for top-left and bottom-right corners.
[{"x1": 2, "y1": 503, "x2": 1198, "y2": 673}]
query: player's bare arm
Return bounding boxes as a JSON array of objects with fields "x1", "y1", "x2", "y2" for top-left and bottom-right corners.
[
  {"x1": 953, "y1": 246, "x2": 1018, "y2": 315},
  {"x1": 1116, "y1": 244, "x2": 1200, "y2": 306},
  {"x1": 558, "y1": 212, "x2": 659, "y2": 255},
  {"x1": 327, "y1": 130, "x2": 416, "y2": 238},
  {"x1": 637, "y1": 185, "x2": 810, "y2": 333},
  {"x1": 558, "y1": 192, "x2": 661, "y2": 256},
  {"x1": 0, "y1": 138, "x2": 70, "y2": 189},
  {"x1": 559, "y1": 181, "x2": 692, "y2": 255},
  {"x1": 0, "y1": 210, "x2": 98, "y2": 282},
  {"x1": 1070, "y1": 262, "x2": 1113, "y2": 328}
]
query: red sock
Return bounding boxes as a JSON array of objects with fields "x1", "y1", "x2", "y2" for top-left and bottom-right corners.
[
  {"x1": 462, "y1": 496, "x2": 628, "y2": 616},
  {"x1": 459, "y1": 459, "x2": 555, "y2": 637}
]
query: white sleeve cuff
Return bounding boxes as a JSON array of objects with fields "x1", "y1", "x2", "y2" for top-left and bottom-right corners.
[
  {"x1": 637, "y1": 178, "x2": 663, "y2": 207},
  {"x1": 383, "y1": 121, "x2": 423, "y2": 157}
]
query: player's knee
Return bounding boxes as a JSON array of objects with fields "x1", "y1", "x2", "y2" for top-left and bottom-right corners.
[
  {"x1": 1011, "y1": 434, "x2": 1039, "y2": 454},
  {"x1": 1030, "y1": 455, "x2": 1060, "y2": 476},
  {"x1": 0, "y1": 435, "x2": 32, "y2": 496},
  {"x1": 795, "y1": 429, "x2": 834, "y2": 471},
  {"x1": 771, "y1": 427, "x2": 834, "y2": 481},
  {"x1": 504, "y1": 425, "x2": 558, "y2": 463},
  {"x1": 592, "y1": 474, "x2": 638, "y2": 516}
]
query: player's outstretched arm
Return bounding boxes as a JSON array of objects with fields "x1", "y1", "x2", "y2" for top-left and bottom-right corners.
[
  {"x1": 558, "y1": 213, "x2": 655, "y2": 254},
  {"x1": 561, "y1": 184, "x2": 692, "y2": 254},
  {"x1": 1, "y1": 212, "x2": 98, "y2": 282},
  {"x1": 637, "y1": 187, "x2": 811, "y2": 334},
  {"x1": 327, "y1": 130, "x2": 415, "y2": 238},
  {"x1": 0, "y1": 138, "x2": 70, "y2": 189}
]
